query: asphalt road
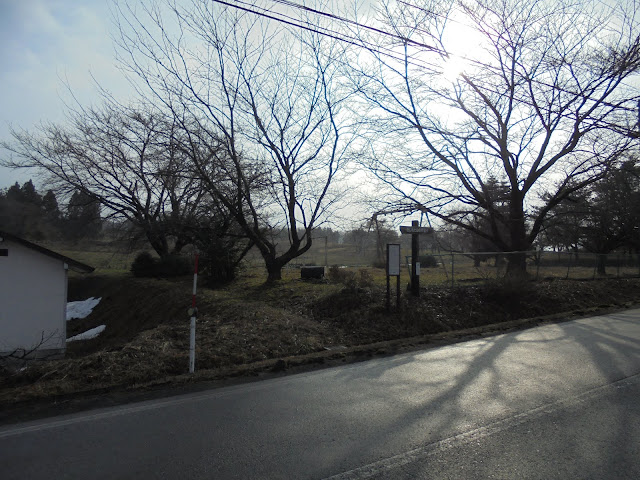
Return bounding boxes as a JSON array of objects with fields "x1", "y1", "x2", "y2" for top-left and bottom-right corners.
[{"x1": 2, "y1": 309, "x2": 640, "y2": 479}]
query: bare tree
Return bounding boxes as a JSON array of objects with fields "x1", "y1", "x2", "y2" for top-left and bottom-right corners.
[
  {"x1": 351, "y1": 0, "x2": 640, "y2": 274},
  {"x1": 114, "y1": 0, "x2": 353, "y2": 281},
  {"x1": 2, "y1": 100, "x2": 209, "y2": 258}
]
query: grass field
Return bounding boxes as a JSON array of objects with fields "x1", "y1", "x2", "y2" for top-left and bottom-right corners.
[{"x1": 51, "y1": 240, "x2": 640, "y2": 287}]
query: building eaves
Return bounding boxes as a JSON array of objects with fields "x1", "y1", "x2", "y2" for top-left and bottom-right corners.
[{"x1": 0, "y1": 230, "x2": 95, "y2": 273}]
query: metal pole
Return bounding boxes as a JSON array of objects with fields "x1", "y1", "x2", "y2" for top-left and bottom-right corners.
[
  {"x1": 386, "y1": 273, "x2": 391, "y2": 311},
  {"x1": 325, "y1": 236, "x2": 328, "y2": 267},
  {"x1": 451, "y1": 252, "x2": 455, "y2": 288},
  {"x1": 411, "y1": 220, "x2": 420, "y2": 296},
  {"x1": 386, "y1": 244, "x2": 391, "y2": 311},
  {"x1": 189, "y1": 253, "x2": 199, "y2": 374}
]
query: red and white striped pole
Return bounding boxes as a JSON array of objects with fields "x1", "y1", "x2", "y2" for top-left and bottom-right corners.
[{"x1": 189, "y1": 252, "x2": 199, "y2": 373}]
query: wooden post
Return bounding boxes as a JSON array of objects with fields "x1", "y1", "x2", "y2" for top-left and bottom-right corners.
[{"x1": 400, "y1": 223, "x2": 432, "y2": 297}]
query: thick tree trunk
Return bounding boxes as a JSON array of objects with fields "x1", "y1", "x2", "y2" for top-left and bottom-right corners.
[
  {"x1": 264, "y1": 256, "x2": 287, "y2": 282},
  {"x1": 146, "y1": 230, "x2": 169, "y2": 259},
  {"x1": 506, "y1": 196, "x2": 529, "y2": 277},
  {"x1": 596, "y1": 254, "x2": 607, "y2": 276},
  {"x1": 266, "y1": 266, "x2": 283, "y2": 282},
  {"x1": 506, "y1": 251, "x2": 527, "y2": 276}
]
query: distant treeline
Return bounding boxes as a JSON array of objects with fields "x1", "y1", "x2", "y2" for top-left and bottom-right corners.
[{"x1": 0, "y1": 180, "x2": 101, "y2": 242}]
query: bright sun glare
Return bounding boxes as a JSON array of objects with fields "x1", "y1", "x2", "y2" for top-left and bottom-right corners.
[{"x1": 439, "y1": 10, "x2": 487, "y2": 82}]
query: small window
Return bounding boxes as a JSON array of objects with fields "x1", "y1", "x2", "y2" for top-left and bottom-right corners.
[{"x1": 0, "y1": 249, "x2": 7, "y2": 256}]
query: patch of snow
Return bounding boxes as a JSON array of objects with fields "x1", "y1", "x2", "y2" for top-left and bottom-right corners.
[
  {"x1": 66, "y1": 297, "x2": 101, "y2": 321},
  {"x1": 66, "y1": 325, "x2": 106, "y2": 342}
]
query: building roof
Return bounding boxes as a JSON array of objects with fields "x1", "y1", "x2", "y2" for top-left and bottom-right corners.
[{"x1": 0, "y1": 230, "x2": 95, "y2": 273}]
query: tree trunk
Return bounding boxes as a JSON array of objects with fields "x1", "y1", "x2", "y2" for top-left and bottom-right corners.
[
  {"x1": 265, "y1": 257, "x2": 284, "y2": 282},
  {"x1": 506, "y1": 252, "x2": 527, "y2": 277},
  {"x1": 596, "y1": 254, "x2": 607, "y2": 276},
  {"x1": 146, "y1": 230, "x2": 169, "y2": 259},
  {"x1": 506, "y1": 196, "x2": 529, "y2": 277},
  {"x1": 258, "y1": 237, "x2": 313, "y2": 283}
]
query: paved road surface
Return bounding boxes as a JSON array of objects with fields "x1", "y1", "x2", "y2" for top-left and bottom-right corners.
[{"x1": 2, "y1": 309, "x2": 640, "y2": 479}]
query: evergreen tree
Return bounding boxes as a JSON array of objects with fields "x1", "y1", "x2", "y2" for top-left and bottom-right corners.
[
  {"x1": 65, "y1": 190, "x2": 102, "y2": 241},
  {"x1": 42, "y1": 190, "x2": 60, "y2": 219}
]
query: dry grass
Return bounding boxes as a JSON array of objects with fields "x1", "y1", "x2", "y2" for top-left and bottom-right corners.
[{"x1": 2, "y1": 267, "x2": 640, "y2": 407}]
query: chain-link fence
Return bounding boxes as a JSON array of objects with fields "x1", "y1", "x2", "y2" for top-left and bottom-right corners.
[
  {"x1": 266, "y1": 244, "x2": 640, "y2": 285},
  {"x1": 407, "y1": 250, "x2": 640, "y2": 286},
  {"x1": 241, "y1": 239, "x2": 640, "y2": 286}
]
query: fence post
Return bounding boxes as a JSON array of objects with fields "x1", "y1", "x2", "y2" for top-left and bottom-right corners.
[
  {"x1": 451, "y1": 252, "x2": 455, "y2": 288},
  {"x1": 440, "y1": 253, "x2": 449, "y2": 283},
  {"x1": 189, "y1": 252, "x2": 199, "y2": 374}
]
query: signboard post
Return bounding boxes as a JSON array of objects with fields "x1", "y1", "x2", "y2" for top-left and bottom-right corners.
[
  {"x1": 399, "y1": 221, "x2": 433, "y2": 297},
  {"x1": 386, "y1": 244, "x2": 401, "y2": 311},
  {"x1": 188, "y1": 252, "x2": 199, "y2": 373}
]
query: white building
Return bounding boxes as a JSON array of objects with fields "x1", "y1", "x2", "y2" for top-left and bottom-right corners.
[{"x1": 0, "y1": 230, "x2": 94, "y2": 357}]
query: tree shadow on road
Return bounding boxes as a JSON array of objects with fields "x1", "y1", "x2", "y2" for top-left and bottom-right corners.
[{"x1": 311, "y1": 310, "x2": 640, "y2": 479}]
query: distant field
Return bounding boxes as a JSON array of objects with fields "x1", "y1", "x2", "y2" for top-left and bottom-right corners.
[
  {"x1": 42, "y1": 239, "x2": 640, "y2": 285},
  {"x1": 42, "y1": 242, "x2": 142, "y2": 273}
]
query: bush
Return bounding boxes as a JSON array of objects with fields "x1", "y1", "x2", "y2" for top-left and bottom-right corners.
[
  {"x1": 418, "y1": 255, "x2": 438, "y2": 268},
  {"x1": 329, "y1": 265, "x2": 352, "y2": 283},
  {"x1": 371, "y1": 259, "x2": 386, "y2": 269},
  {"x1": 157, "y1": 255, "x2": 192, "y2": 277},
  {"x1": 358, "y1": 269, "x2": 375, "y2": 288},
  {"x1": 131, "y1": 252, "x2": 157, "y2": 277},
  {"x1": 328, "y1": 266, "x2": 375, "y2": 290},
  {"x1": 200, "y1": 250, "x2": 243, "y2": 286},
  {"x1": 131, "y1": 252, "x2": 192, "y2": 278}
]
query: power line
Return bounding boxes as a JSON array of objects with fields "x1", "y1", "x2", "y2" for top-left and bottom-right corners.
[
  {"x1": 209, "y1": 0, "x2": 639, "y2": 114},
  {"x1": 209, "y1": 0, "x2": 450, "y2": 78}
]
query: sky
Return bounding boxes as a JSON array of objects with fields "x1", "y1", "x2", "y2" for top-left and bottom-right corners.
[
  {"x1": 0, "y1": 0, "x2": 374, "y2": 191},
  {"x1": 0, "y1": 0, "x2": 129, "y2": 189}
]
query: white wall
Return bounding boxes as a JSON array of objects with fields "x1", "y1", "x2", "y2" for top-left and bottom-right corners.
[{"x1": 0, "y1": 239, "x2": 67, "y2": 354}]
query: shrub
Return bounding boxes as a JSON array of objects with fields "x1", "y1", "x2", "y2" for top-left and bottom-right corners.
[
  {"x1": 200, "y1": 250, "x2": 242, "y2": 286},
  {"x1": 131, "y1": 252, "x2": 157, "y2": 277},
  {"x1": 329, "y1": 266, "x2": 375, "y2": 290},
  {"x1": 131, "y1": 252, "x2": 192, "y2": 278},
  {"x1": 371, "y1": 259, "x2": 386, "y2": 269},
  {"x1": 418, "y1": 255, "x2": 438, "y2": 268},
  {"x1": 358, "y1": 269, "x2": 375, "y2": 288},
  {"x1": 157, "y1": 255, "x2": 192, "y2": 277}
]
